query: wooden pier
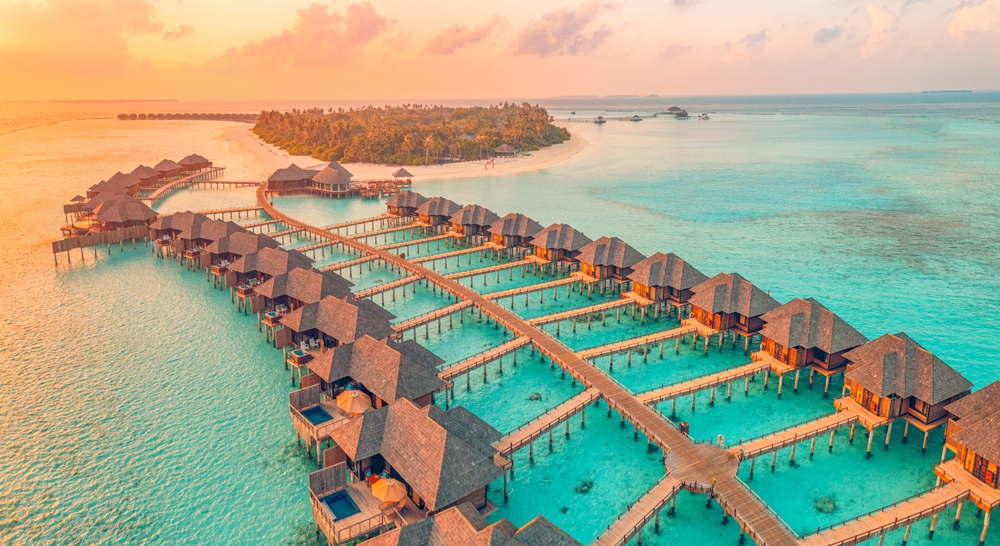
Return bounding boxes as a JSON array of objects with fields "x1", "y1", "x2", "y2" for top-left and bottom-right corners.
[
  {"x1": 486, "y1": 276, "x2": 578, "y2": 300},
  {"x1": 378, "y1": 233, "x2": 454, "y2": 251},
  {"x1": 318, "y1": 254, "x2": 377, "y2": 272},
  {"x1": 354, "y1": 275, "x2": 423, "y2": 299},
  {"x1": 592, "y1": 476, "x2": 683, "y2": 546},
  {"x1": 444, "y1": 258, "x2": 532, "y2": 280},
  {"x1": 493, "y1": 388, "x2": 601, "y2": 457},
  {"x1": 439, "y1": 337, "x2": 533, "y2": 382},
  {"x1": 243, "y1": 218, "x2": 283, "y2": 230},
  {"x1": 636, "y1": 361, "x2": 769, "y2": 406},
  {"x1": 321, "y1": 213, "x2": 397, "y2": 235},
  {"x1": 577, "y1": 325, "x2": 697, "y2": 361},
  {"x1": 393, "y1": 301, "x2": 474, "y2": 334},
  {"x1": 190, "y1": 205, "x2": 263, "y2": 220},
  {"x1": 528, "y1": 297, "x2": 633, "y2": 327},
  {"x1": 410, "y1": 245, "x2": 486, "y2": 265},
  {"x1": 729, "y1": 411, "x2": 859, "y2": 462},
  {"x1": 142, "y1": 167, "x2": 228, "y2": 206},
  {"x1": 347, "y1": 222, "x2": 419, "y2": 243}
]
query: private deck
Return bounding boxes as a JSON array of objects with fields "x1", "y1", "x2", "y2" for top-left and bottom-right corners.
[
  {"x1": 493, "y1": 387, "x2": 601, "y2": 457},
  {"x1": 592, "y1": 476, "x2": 683, "y2": 546},
  {"x1": 636, "y1": 361, "x2": 769, "y2": 406},
  {"x1": 797, "y1": 483, "x2": 969, "y2": 546},
  {"x1": 439, "y1": 337, "x2": 533, "y2": 382},
  {"x1": 527, "y1": 297, "x2": 633, "y2": 327},
  {"x1": 577, "y1": 325, "x2": 697, "y2": 361},
  {"x1": 935, "y1": 459, "x2": 1000, "y2": 512}
]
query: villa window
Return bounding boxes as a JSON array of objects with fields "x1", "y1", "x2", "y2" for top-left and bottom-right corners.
[
  {"x1": 738, "y1": 315, "x2": 747, "y2": 325},
  {"x1": 911, "y1": 398, "x2": 931, "y2": 416},
  {"x1": 813, "y1": 348, "x2": 828, "y2": 362}
]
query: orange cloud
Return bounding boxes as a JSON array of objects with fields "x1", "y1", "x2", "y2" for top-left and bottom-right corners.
[
  {"x1": 163, "y1": 24, "x2": 194, "y2": 41},
  {"x1": 947, "y1": 0, "x2": 1000, "y2": 39},
  {"x1": 512, "y1": 0, "x2": 618, "y2": 56},
  {"x1": 861, "y1": 5, "x2": 898, "y2": 58},
  {"x1": 217, "y1": 2, "x2": 392, "y2": 68},
  {"x1": 423, "y1": 14, "x2": 508, "y2": 55}
]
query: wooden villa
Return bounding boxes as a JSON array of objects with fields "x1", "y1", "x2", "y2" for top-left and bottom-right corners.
[
  {"x1": 153, "y1": 159, "x2": 184, "y2": 179},
  {"x1": 204, "y1": 231, "x2": 281, "y2": 286},
  {"x1": 87, "y1": 171, "x2": 143, "y2": 198},
  {"x1": 149, "y1": 211, "x2": 212, "y2": 257},
  {"x1": 385, "y1": 190, "x2": 427, "y2": 218},
  {"x1": 529, "y1": 223, "x2": 593, "y2": 267},
  {"x1": 276, "y1": 294, "x2": 397, "y2": 370},
  {"x1": 390, "y1": 168, "x2": 413, "y2": 184},
  {"x1": 575, "y1": 236, "x2": 646, "y2": 285},
  {"x1": 129, "y1": 165, "x2": 161, "y2": 188},
  {"x1": 312, "y1": 162, "x2": 354, "y2": 198},
  {"x1": 228, "y1": 247, "x2": 315, "y2": 312},
  {"x1": 687, "y1": 272, "x2": 780, "y2": 340},
  {"x1": 627, "y1": 252, "x2": 708, "y2": 310},
  {"x1": 495, "y1": 143, "x2": 517, "y2": 156},
  {"x1": 754, "y1": 297, "x2": 869, "y2": 393},
  {"x1": 174, "y1": 218, "x2": 246, "y2": 266},
  {"x1": 267, "y1": 164, "x2": 318, "y2": 191},
  {"x1": 178, "y1": 154, "x2": 212, "y2": 173},
  {"x1": 449, "y1": 204, "x2": 501, "y2": 238},
  {"x1": 937, "y1": 380, "x2": 1000, "y2": 544},
  {"x1": 88, "y1": 195, "x2": 158, "y2": 232},
  {"x1": 256, "y1": 267, "x2": 353, "y2": 314},
  {"x1": 837, "y1": 332, "x2": 973, "y2": 454},
  {"x1": 359, "y1": 502, "x2": 582, "y2": 546},
  {"x1": 487, "y1": 213, "x2": 544, "y2": 252},
  {"x1": 415, "y1": 197, "x2": 462, "y2": 231}
]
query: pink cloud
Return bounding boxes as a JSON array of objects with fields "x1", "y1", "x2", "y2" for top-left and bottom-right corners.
[
  {"x1": 861, "y1": 5, "x2": 898, "y2": 58},
  {"x1": 947, "y1": 0, "x2": 1000, "y2": 39},
  {"x1": 423, "y1": 14, "x2": 508, "y2": 55},
  {"x1": 163, "y1": 24, "x2": 194, "y2": 41},
  {"x1": 218, "y1": 2, "x2": 392, "y2": 68},
  {"x1": 512, "y1": 0, "x2": 618, "y2": 56}
]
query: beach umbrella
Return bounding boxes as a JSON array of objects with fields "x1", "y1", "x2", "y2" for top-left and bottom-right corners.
[
  {"x1": 371, "y1": 478, "x2": 407, "y2": 504},
  {"x1": 336, "y1": 390, "x2": 371, "y2": 415}
]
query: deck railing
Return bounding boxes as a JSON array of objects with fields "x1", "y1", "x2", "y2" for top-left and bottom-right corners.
[
  {"x1": 578, "y1": 324, "x2": 695, "y2": 360},
  {"x1": 701, "y1": 476, "x2": 797, "y2": 546},
  {"x1": 394, "y1": 300, "x2": 474, "y2": 333},
  {"x1": 596, "y1": 475, "x2": 681, "y2": 546},
  {"x1": 438, "y1": 337, "x2": 529, "y2": 381},
  {"x1": 497, "y1": 389, "x2": 601, "y2": 455},
  {"x1": 634, "y1": 360, "x2": 763, "y2": 398},
  {"x1": 728, "y1": 410, "x2": 846, "y2": 449}
]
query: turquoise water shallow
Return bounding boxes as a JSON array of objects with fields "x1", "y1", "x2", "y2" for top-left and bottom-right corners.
[{"x1": 5, "y1": 97, "x2": 1000, "y2": 544}]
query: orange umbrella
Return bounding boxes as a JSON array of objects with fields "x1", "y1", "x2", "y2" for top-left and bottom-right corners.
[
  {"x1": 336, "y1": 390, "x2": 372, "y2": 416},
  {"x1": 372, "y1": 478, "x2": 407, "y2": 504}
]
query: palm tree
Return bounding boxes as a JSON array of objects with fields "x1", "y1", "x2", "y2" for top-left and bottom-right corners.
[
  {"x1": 476, "y1": 131, "x2": 491, "y2": 159},
  {"x1": 428, "y1": 138, "x2": 444, "y2": 165},
  {"x1": 424, "y1": 135, "x2": 435, "y2": 166},
  {"x1": 401, "y1": 134, "x2": 415, "y2": 163}
]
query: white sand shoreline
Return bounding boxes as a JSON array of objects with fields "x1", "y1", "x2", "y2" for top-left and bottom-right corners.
[{"x1": 211, "y1": 123, "x2": 589, "y2": 183}]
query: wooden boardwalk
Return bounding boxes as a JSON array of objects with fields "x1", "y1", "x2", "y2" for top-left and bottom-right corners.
[
  {"x1": 354, "y1": 275, "x2": 423, "y2": 299},
  {"x1": 378, "y1": 233, "x2": 453, "y2": 251},
  {"x1": 142, "y1": 167, "x2": 227, "y2": 205},
  {"x1": 729, "y1": 411, "x2": 859, "y2": 461},
  {"x1": 321, "y1": 213, "x2": 393, "y2": 233},
  {"x1": 243, "y1": 218, "x2": 282, "y2": 229},
  {"x1": 577, "y1": 325, "x2": 697, "y2": 361},
  {"x1": 798, "y1": 483, "x2": 969, "y2": 546},
  {"x1": 636, "y1": 361, "x2": 768, "y2": 406},
  {"x1": 486, "y1": 276, "x2": 578, "y2": 300},
  {"x1": 191, "y1": 205, "x2": 262, "y2": 217},
  {"x1": 527, "y1": 297, "x2": 632, "y2": 327},
  {"x1": 445, "y1": 258, "x2": 532, "y2": 280},
  {"x1": 494, "y1": 388, "x2": 601, "y2": 457},
  {"x1": 318, "y1": 254, "x2": 377, "y2": 272},
  {"x1": 347, "y1": 222, "x2": 419, "y2": 241},
  {"x1": 592, "y1": 476, "x2": 683, "y2": 546},
  {"x1": 439, "y1": 337, "x2": 533, "y2": 382},
  {"x1": 255, "y1": 186, "x2": 801, "y2": 546},
  {"x1": 393, "y1": 301, "x2": 474, "y2": 333},
  {"x1": 410, "y1": 245, "x2": 486, "y2": 264}
]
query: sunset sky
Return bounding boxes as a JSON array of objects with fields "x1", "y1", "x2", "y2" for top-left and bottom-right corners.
[{"x1": 1, "y1": 0, "x2": 998, "y2": 100}]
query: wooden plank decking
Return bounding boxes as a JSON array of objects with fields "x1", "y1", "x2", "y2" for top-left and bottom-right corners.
[
  {"x1": 393, "y1": 301, "x2": 474, "y2": 333},
  {"x1": 527, "y1": 297, "x2": 633, "y2": 326},
  {"x1": 410, "y1": 245, "x2": 487, "y2": 264},
  {"x1": 577, "y1": 325, "x2": 697, "y2": 361},
  {"x1": 486, "y1": 276, "x2": 578, "y2": 300},
  {"x1": 318, "y1": 253, "x2": 377, "y2": 272},
  {"x1": 378, "y1": 233, "x2": 453, "y2": 251},
  {"x1": 439, "y1": 337, "x2": 533, "y2": 382},
  {"x1": 354, "y1": 275, "x2": 423, "y2": 299},
  {"x1": 592, "y1": 476, "x2": 683, "y2": 546},
  {"x1": 444, "y1": 258, "x2": 532, "y2": 280},
  {"x1": 347, "y1": 222, "x2": 420, "y2": 241},
  {"x1": 191, "y1": 205, "x2": 263, "y2": 217},
  {"x1": 243, "y1": 218, "x2": 283, "y2": 229},
  {"x1": 636, "y1": 361, "x2": 769, "y2": 406},
  {"x1": 494, "y1": 388, "x2": 601, "y2": 456},
  {"x1": 729, "y1": 411, "x2": 859, "y2": 461},
  {"x1": 321, "y1": 213, "x2": 393, "y2": 233}
]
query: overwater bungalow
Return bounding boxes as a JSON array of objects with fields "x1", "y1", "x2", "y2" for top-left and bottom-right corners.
[
  {"x1": 129, "y1": 165, "x2": 161, "y2": 187},
  {"x1": 149, "y1": 211, "x2": 211, "y2": 255},
  {"x1": 529, "y1": 223, "x2": 592, "y2": 267},
  {"x1": 153, "y1": 159, "x2": 184, "y2": 179},
  {"x1": 385, "y1": 190, "x2": 427, "y2": 218},
  {"x1": 755, "y1": 298, "x2": 869, "y2": 384},
  {"x1": 228, "y1": 246, "x2": 314, "y2": 285},
  {"x1": 276, "y1": 294, "x2": 396, "y2": 357},
  {"x1": 175, "y1": 218, "x2": 245, "y2": 260},
  {"x1": 416, "y1": 197, "x2": 462, "y2": 231},
  {"x1": 838, "y1": 332, "x2": 972, "y2": 452},
  {"x1": 205, "y1": 230, "x2": 281, "y2": 284},
  {"x1": 256, "y1": 267, "x2": 354, "y2": 312},
  {"x1": 937, "y1": 381, "x2": 1000, "y2": 542},
  {"x1": 86, "y1": 171, "x2": 142, "y2": 198},
  {"x1": 391, "y1": 168, "x2": 413, "y2": 184},
  {"x1": 487, "y1": 213, "x2": 544, "y2": 252},
  {"x1": 495, "y1": 143, "x2": 517, "y2": 156},
  {"x1": 177, "y1": 154, "x2": 211, "y2": 173},
  {"x1": 575, "y1": 236, "x2": 646, "y2": 285},
  {"x1": 266, "y1": 164, "x2": 317, "y2": 191},
  {"x1": 627, "y1": 252, "x2": 708, "y2": 309},
  {"x1": 312, "y1": 162, "x2": 354, "y2": 198},
  {"x1": 449, "y1": 204, "x2": 500, "y2": 239},
  {"x1": 359, "y1": 502, "x2": 582, "y2": 546},
  {"x1": 89, "y1": 195, "x2": 158, "y2": 231},
  {"x1": 687, "y1": 272, "x2": 780, "y2": 339}
]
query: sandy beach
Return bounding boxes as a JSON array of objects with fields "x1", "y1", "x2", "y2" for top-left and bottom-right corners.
[{"x1": 212, "y1": 123, "x2": 589, "y2": 183}]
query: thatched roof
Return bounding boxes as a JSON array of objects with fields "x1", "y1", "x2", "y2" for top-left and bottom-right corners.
[
  {"x1": 130, "y1": 165, "x2": 160, "y2": 181},
  {"x1": 148, "y1": 211, "x2": 211, "y2": 232},
  {"x1": 306, "y1": 336, "x2": 445, "y2": 402},
  {"x1": 386, "y1": 190, "x2": 428, "y2": 209},
  {"x1": 844, "y1": 333, "x2": 972, "y2": 405},
  {"x1": 204, "y1": 231, "x2": 281, "y2": 257},
  {"x1": 363, "y1": 502, "x2": 581, "y2": 546},
  {"x1": 312, "y1": 162, "x2": 353, "y2": 185},
  {"x1": 89, "y1": 172, "x2": 141, "y2": 194},
  {"x1": 627, "y1": 252, "x2": 708, "y2": 290},
  {"x1": 267, "y1": 164, "x2": 312, "y2": 182},
  {"x1": 530, "y1": 223, "x2": 592, "y2": 252},
  {"x1": 488, "y1": 213, "x2": 544, "y2": 239},
  {"x1": 278, "y1": 295, "x2": 395, "y2": 341},
  {"x1": 255, "y1": 267, "x2": 353, "y2": 304},
  {"x1": 450, "y1": 205, "x2": 500, "y2": 228},
  {"x1": 417, "y1": 197, "x2": 463, "y2": 218},
  {"x1": 575, "y1": 236, "x2": 646, "y2": 269},
  {"x1": 153, "y1": 159, "x2": 183, "y2": 172},
  {"x1": 329, "y1": 399, "x2": 504, "y2": 511},
  {"x1": 178, "y1": 154, "x2": 210, "y2": 166},
  {"x1": 70, "y1": 195, "x2": 86, "y2": 202},
  {"x1": 758, "y1": 298, "x2": 868, "y2": 354},
  {"x1": 178, "y1": 218, "x2": 246, "y2": 243},
  {"x1": 688, "y1": 272, "x2": 780, "y2": 317},
  {"x1": 228, "y1": 246, "x2": 314, "y2": 278},
  {"x1": 92, "y1": 196, "x2": 157, "y2": 223},
  {"x1": 391, "y1": 167, "x2": 413, "y2": 178},
  {"x1": 946, "y1": 381, "x2": 1000, "y2": 462},
  {"x1": 495, "y1": 144, "x2": 517, "y2": 153}
]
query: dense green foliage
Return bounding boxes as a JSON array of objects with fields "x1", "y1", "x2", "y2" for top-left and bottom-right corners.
[{"x1": 252, "y1": 103, "x2": 570, "y2": 165}]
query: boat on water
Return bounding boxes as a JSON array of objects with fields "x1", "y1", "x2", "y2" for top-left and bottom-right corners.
[
  {"x1": 698, "y1": 113, "x2": 710, "y2": 120},
  {"x1": 570, "y1": 111, "x2": 576, "y2": 115},
  {"x1": 594, "y1": 116, "x2": 606, "y2": 124}
]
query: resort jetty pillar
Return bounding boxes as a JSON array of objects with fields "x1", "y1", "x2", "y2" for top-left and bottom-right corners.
[
  {"x1": 980, "y1": 511, "x2": 991, "y2": 546},
  {"x1": 793, "y1": 370, "x2": 800, "y2": 393},
  {"x1": 954, "y1": 501, "x2": 963, "y2": 529},
  {"x1": 850, "y1": 422, "x2": 856, "y2": 444},
  {"x1": 903, "y1": 523, "x2": 912, "y2": 544},
  {"x1": 777, "y1": 373, "x2": 785, "y2": 399},
  {"x1": 866, "y1": 426, "x2": 875, "y2": 455},
  {"x1": 922, "y1": 430, "x2": 930, "y2": 454},
  {"x1": 902, "y1": 421, "x2": 910, "y2": 443},
  {"x1": 829, "y1": 429, "x2": 836, "y2": 453},
  {"x1": 929, "y1": 512, "x2": 939, "y2": 538},
  {"x1": 884, "y1": 421, "x2": 893, "y2": 451},
  {"x1": 749, "y1": 457, "x2": 756, "y2": 480},
  {"x1": 809, "y1": 437, "x2": 816, "y2": 459}
]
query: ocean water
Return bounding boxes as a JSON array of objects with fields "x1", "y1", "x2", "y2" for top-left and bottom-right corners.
[{"x1": 3, "y1": 94, "x2": 1000, "y2": 545}]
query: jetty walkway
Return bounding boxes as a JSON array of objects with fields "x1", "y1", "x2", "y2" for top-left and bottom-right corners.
[
  {"x1": 577, "y1": 325, "x2": 697, "y2": 361},
  {"x1": 593, "y1": 476, "x2": 683, "y2": 546},
  {"x1": 440, "y1": 337, "x2": 533, "y2": 383},
  {"x1": 255, "y1": 185, "x2": 801, "y2": 546},
  {"x1": 494, "y1": 388, "x2": 601, "y2": 457},
  {"x1": 636, "y1": 361, "x2": 769, "y2": 406}
]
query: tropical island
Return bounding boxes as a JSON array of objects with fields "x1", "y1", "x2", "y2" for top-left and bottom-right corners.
[{"x1": 252, "y1": 103, "x2": 570, "y2": 165}]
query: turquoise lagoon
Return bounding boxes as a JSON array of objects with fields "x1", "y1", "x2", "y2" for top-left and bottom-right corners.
[{"x1": 4, "y1": 95, "x2": 1000, "y2": 544}]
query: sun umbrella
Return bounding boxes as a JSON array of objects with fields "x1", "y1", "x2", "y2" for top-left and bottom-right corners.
[
  {"x1": 372, "y1": 478, "x2": 407, "y2": 504},
  {"x1": 336, "y1": 390, "x2": 372, "y2": 416}
]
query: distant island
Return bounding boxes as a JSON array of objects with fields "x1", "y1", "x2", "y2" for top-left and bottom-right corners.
[
  {"x1": 253, "y1": 103, "x2": 569, "y2": 165},
  {"x1": 921, "y1": 90, "x2": 972, "y2": 93}
]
